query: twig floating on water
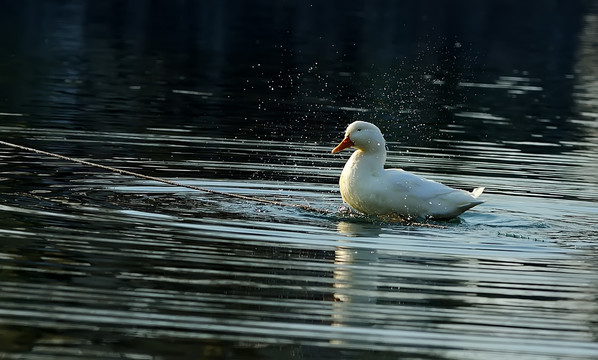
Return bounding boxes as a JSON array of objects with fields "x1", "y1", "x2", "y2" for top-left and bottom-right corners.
[{"x1": 0, "y1": 140, "x2": 329, "y2": 214}]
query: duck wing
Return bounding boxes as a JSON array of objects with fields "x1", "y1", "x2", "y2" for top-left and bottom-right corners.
[
  {"x1": 384, "y1": 169, "x2": 484, "y2": 218},
  {"x1": 385, "y1": 169, "x2": 454, "y2": 198}
]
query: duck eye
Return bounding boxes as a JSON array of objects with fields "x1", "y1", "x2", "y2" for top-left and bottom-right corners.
[{"x1": 357, "y1": 128, "x2": 362, "y2": 132}]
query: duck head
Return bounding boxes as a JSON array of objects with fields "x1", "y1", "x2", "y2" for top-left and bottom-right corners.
[{"x1": 331, "y1": 121, "x2": 386, "y2": 154}]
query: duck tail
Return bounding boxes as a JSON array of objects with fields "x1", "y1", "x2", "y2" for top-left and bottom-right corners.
[{"x1": 471, "y1": 187, "x2": 485, "y2": 199}]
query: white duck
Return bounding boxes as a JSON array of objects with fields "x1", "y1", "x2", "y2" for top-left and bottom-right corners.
[{"x1": 332, "y1": 121, "x2": 484, "y2": 219}]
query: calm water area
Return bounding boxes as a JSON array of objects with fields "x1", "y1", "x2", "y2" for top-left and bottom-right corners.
[{"x1": 1, "y1": 1, "x2": 598, "y2": 359}]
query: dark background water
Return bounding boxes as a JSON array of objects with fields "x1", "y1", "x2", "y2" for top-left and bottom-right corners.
[
  {"x1": 1, "y1": 1, "x2": 598, "y2": 359},
  {"x1": 0, "y1": 0, "x2": 594, "y2": 145}
]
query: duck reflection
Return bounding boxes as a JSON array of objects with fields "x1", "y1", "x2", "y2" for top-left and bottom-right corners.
[
  {"x1": 336, "y1": 220, "x2": 384, "y2": 238},
  {"x1": 332, "y1": 221, "x2": 381, "y2": 336}
]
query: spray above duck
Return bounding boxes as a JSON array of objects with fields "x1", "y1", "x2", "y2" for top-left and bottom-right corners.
[{"x1": 332, "y1": 121, "x2": 484, "y2": 219}]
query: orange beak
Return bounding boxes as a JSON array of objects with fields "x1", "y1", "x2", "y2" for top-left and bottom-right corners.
[{"x1": 331, "y1": 136, "x2": 354, "y2": 154}]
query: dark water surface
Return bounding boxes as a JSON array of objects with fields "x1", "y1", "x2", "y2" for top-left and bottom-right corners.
[{"x1": 1, "y1": 1, "x2": 598, "y2": 359}]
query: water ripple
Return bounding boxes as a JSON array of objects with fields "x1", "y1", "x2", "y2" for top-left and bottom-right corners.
[{"x1": 1, "y1": 123, "x2": 597, "y2": 359}]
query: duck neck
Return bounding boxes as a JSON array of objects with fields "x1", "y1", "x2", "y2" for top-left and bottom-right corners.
[{"x1": 353, "y1": 146, "x2": 387, "y2": 174}]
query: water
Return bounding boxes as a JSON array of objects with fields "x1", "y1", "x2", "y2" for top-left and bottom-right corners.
[{"x1": 1, "y1": 1, "x2": 598, "y2": 359}]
